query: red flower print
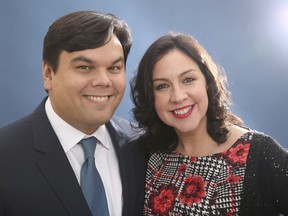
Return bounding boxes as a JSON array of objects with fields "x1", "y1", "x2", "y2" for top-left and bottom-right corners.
[
  {"x1": 179, "y1": 174, "x2": 207, "y2": 206},
  {"x1": 226, "y1": 174, "x2": 242, "y2": 185},
  {"x1": 227, "y1": 143, "x2": 250, "y2": 165},
  {"x1": 225, "y1": 211, "x2": 236, "y2": 216},
  {"x1": 149, "y1": 184, "x2": 177, "y2": 215},
  {"x1": 178, "y1": 164, "x2": 187, "y2": 173},
  {"x1": 190, "y1": 157, "x2": 197, "y2": 163}
]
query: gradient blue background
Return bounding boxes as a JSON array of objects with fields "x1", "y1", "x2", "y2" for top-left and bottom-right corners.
[{"x1": 0, "y1": 0, "x2": 287, "y2": 147}]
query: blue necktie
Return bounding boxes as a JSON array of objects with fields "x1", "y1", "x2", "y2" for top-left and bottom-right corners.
[{"x1": 80, "y1": 137, "x2": 109, "y2": 216}]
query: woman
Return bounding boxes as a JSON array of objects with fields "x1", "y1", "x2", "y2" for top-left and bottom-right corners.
[{"x1": 130, "y1": 32, "x2": 288, "y2": 215}]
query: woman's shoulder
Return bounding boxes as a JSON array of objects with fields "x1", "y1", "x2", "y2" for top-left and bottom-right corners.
[
  {"x1": 230, "y1": 127, "x2": 284, "y2": 151},
  {"x1": 220, "y1": 125, "x2": 250, "y2": 151},
  {"x1": 228, "y1": 125, "x2": 250, "y2": 142},
  {"x1": 248, "y1": 130, "x2": 287, "y2": 154}
]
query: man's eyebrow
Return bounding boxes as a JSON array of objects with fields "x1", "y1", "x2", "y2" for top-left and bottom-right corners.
[
  {"x1": 111, "y1": 56, "x2": 125, "y2": 65},
  {"x1": 70, "y1": 56, "x2": 125, "y2": 65},
  {"x1": 71, "y1": 56, "x2": 94, "y2": 64}
]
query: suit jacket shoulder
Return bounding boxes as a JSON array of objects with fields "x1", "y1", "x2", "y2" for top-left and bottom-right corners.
[{"x1": 0, "y1": 98, "x2": 91, "y2": 216}]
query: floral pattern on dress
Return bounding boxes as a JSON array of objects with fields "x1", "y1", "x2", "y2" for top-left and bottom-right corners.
[
  {"x1": 179, "y1": 174, "x2": 207, "y2": 206},
  {"x1": 178, "y1": 157, "x2": 196, "y2": 173},
  {"x1": 144, "y1": 132, "x2": 253, "y2": 216},
  {"x1": 226, "y1": 174, "x2": 242, "y2": 185},
  {"x1": 224, "y1": 142, "x2": 250, "y2": 166},
  {"x1": 148, "y1": 184, "x2": 177, "y2": 215}
]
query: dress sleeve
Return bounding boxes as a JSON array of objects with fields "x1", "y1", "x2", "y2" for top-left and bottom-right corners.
[
  {"x1": 241, "y1": 132, "x2": 288, "y2": 215},
  {"x1": 259, "y1": 134, "x2": 288, "y2": 215}
]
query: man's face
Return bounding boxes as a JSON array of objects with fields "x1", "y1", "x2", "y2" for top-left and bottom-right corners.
[{"x1": 43, "y1": 35, "x2": 126, "y2": 134}]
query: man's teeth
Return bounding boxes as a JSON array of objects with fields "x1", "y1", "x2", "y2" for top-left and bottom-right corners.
[
  {"x1": 174, "y1": 106, "x2": 191, "y2": 115},
  {"x1": 86, "y1": 95, "x2": 108, "y2": 102}
]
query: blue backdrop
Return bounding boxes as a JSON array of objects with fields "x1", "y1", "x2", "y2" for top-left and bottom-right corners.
[{"x1": 0, "y1": 0, "x2": 287, "y2": 147}]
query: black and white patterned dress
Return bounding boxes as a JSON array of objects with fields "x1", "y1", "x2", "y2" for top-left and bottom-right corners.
[{"x1": 143, "y1": 132, "x2": 253, "y2": 216}]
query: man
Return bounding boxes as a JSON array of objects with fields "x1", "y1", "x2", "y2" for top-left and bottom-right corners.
[{"x1": 0, "y1": 11, "x2": 146, "y2": 216}]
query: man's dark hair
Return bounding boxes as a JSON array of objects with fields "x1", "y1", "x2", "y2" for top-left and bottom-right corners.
[{"x1": 43, "y1": 10, "x2": 132, "y2": 71}]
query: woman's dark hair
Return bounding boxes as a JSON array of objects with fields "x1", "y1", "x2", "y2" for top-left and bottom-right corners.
[
  {"x1": 43, "y1": 10, "x2": 132, "y2": 72},
  {"x1": 130, "y1": 32, "x2": 244, "y2": 153}
]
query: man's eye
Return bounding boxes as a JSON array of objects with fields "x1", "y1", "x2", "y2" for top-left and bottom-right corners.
[
  {"x1": 109, "y1": 66, "x2": 121, "y2": 72},
  {"x1": 78, "y1": 65, "x2": 91, "y2": 70}
]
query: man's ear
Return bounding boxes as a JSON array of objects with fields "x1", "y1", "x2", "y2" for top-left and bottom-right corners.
[{"x1": 42, "y1": 61, "x2": 53, "y2": 91}]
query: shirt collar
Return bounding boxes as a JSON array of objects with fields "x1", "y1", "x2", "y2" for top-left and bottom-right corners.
[{"x1": 45, "y1": 97, "x2": 110, "y2": 153}]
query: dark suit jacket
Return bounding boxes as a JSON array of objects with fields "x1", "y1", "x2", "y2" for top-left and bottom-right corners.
[{"x1": 0, "y1": 98, "x2": 147, "y2": 216}]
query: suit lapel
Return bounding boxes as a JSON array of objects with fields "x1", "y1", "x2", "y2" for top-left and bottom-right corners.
[
  {"x1": 31, "y1": 99, "x2": 92, "y2": 216},
  {"x1": 106, "y1": 120, "x2": 129, "y2": 207},
  {"x1": 106, "y1": 118, "x2": 147, "y2": 216}
]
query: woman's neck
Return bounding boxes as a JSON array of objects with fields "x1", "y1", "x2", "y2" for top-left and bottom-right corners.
[
  {"x1": 176, "y1": 129, "x2": 217, "y2": 157},
  {"x1": 175, "y1": 125, "x2": 249, "y2": 157}
]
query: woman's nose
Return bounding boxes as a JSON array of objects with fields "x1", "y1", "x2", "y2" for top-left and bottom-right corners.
[{"x1": 169, "y1": 86, "x2": 188, "y2": 103}]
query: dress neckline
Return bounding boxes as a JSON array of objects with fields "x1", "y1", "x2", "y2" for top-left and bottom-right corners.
[{"x1": 170, "y1": 131, "x2": 252, "y2": 159}]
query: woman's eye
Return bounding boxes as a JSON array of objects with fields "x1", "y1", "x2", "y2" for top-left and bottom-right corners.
[
  {"x1": 183, "y1": 77, "x2": 195, "y2": 83},
  {"x1": 155, "y1": 83, "x2": 169, "y2": 90}
]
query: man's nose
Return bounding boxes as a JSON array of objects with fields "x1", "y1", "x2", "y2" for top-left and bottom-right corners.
[{"x1": 91, "y1": 69, "x2": 112, "y2": 87}]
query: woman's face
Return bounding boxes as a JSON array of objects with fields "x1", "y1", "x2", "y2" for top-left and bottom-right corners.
[{"x1": 152, "y1": 49, "x2": 208, "y2": 135}]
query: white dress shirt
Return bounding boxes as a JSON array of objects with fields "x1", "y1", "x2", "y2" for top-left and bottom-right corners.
[{"x1": 45, "y1": 98, "x2": 122, "y2": 216}]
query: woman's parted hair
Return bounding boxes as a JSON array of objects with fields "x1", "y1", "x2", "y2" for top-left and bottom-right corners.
[
  {"x1": 43, "y1": 10, "x2": 132, "y2": 72},
  {"x1": 130, "y1": 32, "x2": 243, "y2": 153}
]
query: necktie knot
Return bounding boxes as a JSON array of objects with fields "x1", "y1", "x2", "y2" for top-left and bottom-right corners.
[{"x1": 79, "y1": 137, "x2": 97, "y2": 159}]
